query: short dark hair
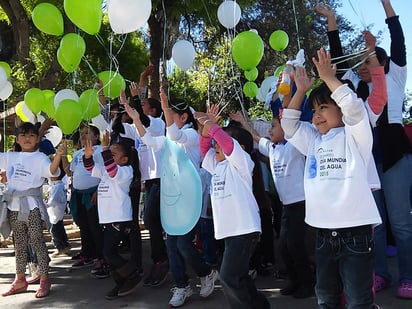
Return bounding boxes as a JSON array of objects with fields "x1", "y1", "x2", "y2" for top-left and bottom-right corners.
[
  {"x1": 147, "y1": 98, "x2": 162, "y2": 117},
  {"x1": 16, "y1": 122, "x2": 39, "y2": 136}
]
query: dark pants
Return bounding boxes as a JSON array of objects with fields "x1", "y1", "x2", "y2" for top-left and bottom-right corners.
[
  {"x1": 251, "y1": 207, "x2": 275, "y2": 269},
  {"x1": 75, "y1": 193, "x2": 103, "y2": 259},
  {"x1": 198, "y1": 217, "x2": 217, "y2": 265},
  {"x1": 166, "y1": 226, "x2": 211, "y2": 288},
  {"x1": 279, "y1": 201, "x2": 314, "y2": 287},
  {"x1": 50, "y1": 220, "x2": 69, "y2": 249},
  {"x1": 144, "y1": 179, "x2": 168, "y2": 263},
  {"x1": 103, "y1": 221, "x2": 142, "y2": 270},
  {"x1": 220, "y1": 232, "x2": 270, "y2": 309},
  {"x1": 316, "y1": 225, "x2": 375, "y2": 308}
]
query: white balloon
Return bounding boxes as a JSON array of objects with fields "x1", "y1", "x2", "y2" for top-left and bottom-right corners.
[
  {"x1": 172, "y1": 40, "x2": 196, "y2": 71},
  {"x1": 0, "y1": 67, "x2": 6, "y2": 89},
  {"x1": 54, "y1": 89, "x2": 79, "y2": 109},
  {"x1": 37, "y1": 114, "x2": 45, "y2": 123},
  {"x1": 45, "y1": 126, "x2": 63, "y2": 147},
  {"x1": 92, "y1": 114, "x2": 109, "y2": 133},
  {"x1": 260, "y1": 76, "x2": 278, "y2": 97},
  {"x1": 21, "y1": 101, "x2": 36, "y2": 123},
  {"x1": 108, "y1": 0, "x2": 152, "y2": 34},
  {"x1": 256, "y1": 88, "x2": 265, "y2": 102},
  {"x1": 0, "y1": 81, "x2": 13, "y2": 100},
  {"x1": 217, "y1": 1, "x2": 241, "y2": 29}
]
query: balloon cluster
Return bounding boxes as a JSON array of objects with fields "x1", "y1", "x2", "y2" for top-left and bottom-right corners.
[
  {"x1": 21, "y1": 85, "x2": 105, "y2": 135},
  {"x1": 0, "y1": 62, "x2": 12, "y2": 101}
]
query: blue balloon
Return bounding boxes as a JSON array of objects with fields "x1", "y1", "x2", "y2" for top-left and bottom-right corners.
[{"x1": 160, "y1": 139, "x2": 202, "y2": 235}]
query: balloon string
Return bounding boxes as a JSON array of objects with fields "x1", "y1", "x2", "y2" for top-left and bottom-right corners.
[
  {"x1": 200, "y1": 0, "x2": 213, "y2": 26},
  {"x1": 291, "y1": 0, "x2": 301, "y2": 50},
  {"x1": 347, "y1": 0, "x2": 368, "y2": 29}
]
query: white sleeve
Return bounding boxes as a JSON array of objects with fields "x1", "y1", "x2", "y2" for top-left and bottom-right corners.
[
  {"x1": 258, "y1": 137, "x2": 271, "y2": 157},
  {"x1": 146, "y1": 117, "x2": 166, "y2": 137}
]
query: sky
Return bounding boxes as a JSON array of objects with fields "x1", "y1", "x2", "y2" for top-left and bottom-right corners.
[{"x1": 336, "y1": 0, "x2": 411, "y2": 92}]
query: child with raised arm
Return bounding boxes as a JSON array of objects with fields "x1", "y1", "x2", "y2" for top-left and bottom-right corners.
[
  {"x1": 83, "y1": 132, "x2": 143, "y2": 300},
  {"x1": 231, "y1": 110, "x2": 314, "y2": 298},
  {"x1": 1, "y1": 122, "x2": 66, "y2": 299},
  {"x1": 124, "y1": 88, "x2": 218, "y2": 308},
  {"x1": 194, "y1": 108, "x2": 270, "y2": 309},
  {"x1": 281, "y1": 49, "x2": 385, "y2": 307}
]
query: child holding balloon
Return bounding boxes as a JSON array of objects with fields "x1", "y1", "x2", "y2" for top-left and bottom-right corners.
[
  {"x1": 194, "y1": 107, "x2": 270, "y2": 309},
  {"x1": 124, "y1": 88, "x2": 218, "y2": 308}
]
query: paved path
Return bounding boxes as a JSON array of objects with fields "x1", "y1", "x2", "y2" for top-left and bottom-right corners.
[{"x1": 0, "y1": 230, "x2": 411, "y2": 308}]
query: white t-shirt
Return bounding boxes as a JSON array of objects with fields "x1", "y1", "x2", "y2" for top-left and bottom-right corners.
[
  {"x1": 282, "y1": 84, "x2": 382, "y2": 229},
  {"x1": 202, "y1": 140, "x2": 261, "y2": 240},
  {"x1": 0, "y1": 151, "x2": 58, "y2": 211},
  {"x1": 91, "y1": 163, "x2": 133, "y2": 224},
  {"x1": 123, "y1": 117, "x2": 165, "y2": 181},
  {"x1": 70, "y1": 146, "x2": 102, "y2": 190},
  {"x1": 258, "y1": 138, "x2": 305, "y2": 205}
]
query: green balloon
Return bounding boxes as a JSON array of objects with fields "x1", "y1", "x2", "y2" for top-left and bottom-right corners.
[
  {"x1": 274, "y1": 64, "x2": 285, "y2": 77},
  {"x1": 64, "y1": 0, "x2": 102, "y2": 35},
  {"x1": 269, "y1": 30, "x2": 289, "y2": 51},
  {"x1": 0, "y1": 61, "x2": 11, "y2": 77},
  {"x1": 243, "y1": 81, "x2": 258, "y2": 98},
  {"x1": 97, "y1": 71, "x2": 126, "y2": 99},
  {"x1": 232, "y1": 31, "x2": 264, "y2": 71},
  {"x1": 32, "y1": 3, "x2": 64, "y2": 36},
  {"x1": 244, "y1": 67, "x2": 259, "y2": 82},
  {"x1": 42, "y1": 90, "x2": 56, "y2": 118},
  {"x1": 57, "y1": 33, "x2": 86, "y2": 73},
  {"x1": 55, "y1": 99, "x2": 83, "y2": 134},
  {"x1": 24, "y1": 88, "x2": 45, "y2": 114},
  {"x1": 79, "y1": 89, "x2": 101, "y2": 120}
]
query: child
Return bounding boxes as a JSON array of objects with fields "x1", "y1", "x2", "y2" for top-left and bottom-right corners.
[
  {"x1": 65, "y1": 124, "x2": 107, "y2": 278},
  {"x1": 194, "y1": 110, "x2": 270, "y2": 309},
  {"x1": 231, "y1": 110, "x2": 314, "y2": 298},
  {"x1": 281, "y1": 49, "x2": 384, "y2": 307},
  {"x1": 1, "y1": 122, "x2": 65, "y2": 298},
  {"x1": 83, "y1": 132, "x2": 143, "y2": 300},
  {"x1": 47, "y1": 161, "x2": 71, "y2": 258},
  {"x1": 124, "y1": 88, "x2": 218, "y2": 308}
]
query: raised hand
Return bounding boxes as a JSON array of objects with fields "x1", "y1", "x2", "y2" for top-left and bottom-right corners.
[
  {"x1": 363, "y1": 31, "x2": 377, "y2": 54},
  {"x1": 159, "y1": 87, "x2": 169, "y2": 110},
  {"x1": 56, "y1": 140, "x2": 67, "y2": 157},
  {"x1": 101, "y1": 131, "x2": 110, "y2": 147},
  {"x1": 129, "y1": 81, "x2": 140, "y2": 97},
  {"x1": 124, "y1": 100, "x2": 141, "y2": 124},
  {"x1": 229, "y1": 110, "x2": 246, "y2": 124},
  {"x1": 207, "y1": 104, "x2": 221, "y2": 124},
  {"x1": 293, "y1": 66, "x2": 315, "y2": 93},
  {"x1": 315, "y1": 3, "x2": 335, "y2": 18},
  {"x1": 84, "y1": 139, "x2": 95, "y2": 159},
  {"x1": 312, "y1": 49, "x2": 336, "y2": 83},
  {"x1": 119, "y1": 89, "x2": 130, "y2": 106}
]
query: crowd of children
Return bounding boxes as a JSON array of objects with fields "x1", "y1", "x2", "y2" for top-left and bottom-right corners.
[{"x1": 1, "y1": 0, "x2": 411, "y2": 308}]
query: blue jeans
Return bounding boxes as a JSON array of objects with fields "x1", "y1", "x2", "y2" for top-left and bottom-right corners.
[
  {"x1": 166, "y1": 226, "x2": 211, "y2": 288},
  {"x1": 144, "y1": 179, "x2": 168, "y2": 263},
  {"x1": 315, "y1": 226, "x2": 375, "y2": 308},
  {"x1": 198, "y1": 217, "x2": 217, "y2": 265},
  {"x1": 50, "y1": 220, "x2": 69, "y2": 249},
  {"x1": 220, "y1": 232, "x2": 270, "y2": 309},
  {"x1": 373, "y1": 154, "x2": 412, "y2": 283}
]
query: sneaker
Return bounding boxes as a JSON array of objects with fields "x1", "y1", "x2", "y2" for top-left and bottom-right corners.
[
  {"x1": 90, "y1": 259, "x2": 105, "y2": 274},
  {"x1": 93, "y1": 266, "x2": 110, "y2": 279},
  {"x1": 169, "y1": 285, "x2": 193, "y2": 308},
  {"x1": 105, "y1": 285, "x2": 121, "y2": 300},
  {"x1": 118, "y1": 271, "x2": 143, "y2": 297},
  {"x1": 146, "y1": 260, "x2": 169, "y2": 287},
  {"x1": 199, "y1": 269, "x2": 219, "y2": 298},
  {"x1": 51, "y1": 246, "x2": 71, "y2": 258},
  {"x1": 26, "y1": 263, "x2": 41, "y2": 284},
  {"x1": 396, "y1": 281, "x2": 412, "y2": 299},
  {"x1": 257, "y1": 262, "x2": 274, "y2": 276},
  {"x1": 248, "y1": 269, "x2": 257, "y2": 280},
  {"x1": 71, "y1": 252, "x2": 83, "y2": 260},
  {"x1": 72, "y1": 256, "x2": 94, "y2": 269},
  {"x1": 374, "y1": 275, "x2": 389, "y2": 293}
]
